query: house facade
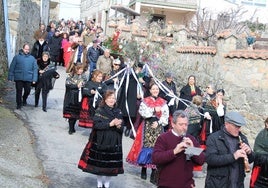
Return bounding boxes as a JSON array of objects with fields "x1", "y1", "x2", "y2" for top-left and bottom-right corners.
[{"x1": 80, "y1": 0, "x2": 198, "y2": 32}]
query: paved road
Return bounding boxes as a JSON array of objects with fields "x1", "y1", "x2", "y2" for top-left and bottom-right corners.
[{"x1": 2, "y1": 66, "x2": 251, "y2": 188}]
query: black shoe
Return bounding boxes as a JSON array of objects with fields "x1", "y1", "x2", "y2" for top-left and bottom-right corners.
[
  {"x1": 42, "y1": 106, "x2": 47, "y2": 112},
  {"x1": 150, "y1": 169, "x2": 157, "y2": 185},
  {"x1": 124, "y1": 128, "x2": 130, "y2": 137},
  {"x1": 68, "y1": 130, "x2": 76, "y2": 135},
  {"x1": 141, "y1": 167, "x2": 147, "y2": 180},
  {"x1": 22, "y1": 101, "x2": 27, "y2": 106},
  {"x1": 16, "y1": 105, "x2": 21, "y2": 109}
]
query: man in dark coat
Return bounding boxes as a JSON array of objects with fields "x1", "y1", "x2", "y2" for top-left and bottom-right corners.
[
  {"x1": 87, "y1": 39, "x2": 103, "y2": 76},
  {"x1": 31, "y1": 36, "x2": 49, "y2": 60},
  {"x1": 8, "y1": 44, "x2": 38, "y2": 109},
  {"x1": 205, "y1": 111, "x2": 254, "y2": 188},
  {"x1": 160, "y1": 72, "x2": 178, "y2": 116},
  {"x1": 48, "y1": 30, "x2": 62, "y2": 67}
]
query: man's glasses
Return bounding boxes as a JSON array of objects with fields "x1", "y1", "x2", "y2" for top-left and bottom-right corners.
[{"x1": 114, "y1": 64, "x2": 120, "y2": 66}]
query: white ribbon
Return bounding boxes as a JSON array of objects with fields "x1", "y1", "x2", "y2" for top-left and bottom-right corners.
[
  {"x1": 209, "y1": 120, "x2": 213, "y2": 133},
  {"x1": 124, "y1": 65, "x2": 137, "y2": 138},
  {"x1": 78, "y1": 89, "x2": 82, "y2": 102},
  {"x1": 92, "y1": 90, "x2": 102, "y2": 108},
  {"x1": 131, "y1": 68, "x2": 144, "y2": 99},
  {"x1": 144, "y1": 64, "x2": 204, "y2": 117}
]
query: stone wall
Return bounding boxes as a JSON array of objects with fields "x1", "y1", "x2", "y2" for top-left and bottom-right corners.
[
  {"x1": 8, "y1": 0, "x2": 40, "y2": 53},
  {"x1": 164, "y1": 36, "x2": 268, "y2": 146},
  {"x1": 0, "y1": 0, "x2": 8, "y2": 82}
]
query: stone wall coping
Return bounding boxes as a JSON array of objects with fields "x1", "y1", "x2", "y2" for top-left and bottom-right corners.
[
  {"x1": 224, "y1": 49, "x2": 268, "y2": 60},
  {"x1": 177, "y1": 46, "x2": 217, "y2": 54}
]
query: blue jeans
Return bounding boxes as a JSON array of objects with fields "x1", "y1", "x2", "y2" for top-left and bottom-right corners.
[{"x1": 89, "y1": 60, "x2": 97, "y2": 76}]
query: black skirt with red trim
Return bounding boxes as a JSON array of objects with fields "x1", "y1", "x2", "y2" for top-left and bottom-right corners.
[{"x1": 78, "y1": 97, "x2": 94, "y2": 128}]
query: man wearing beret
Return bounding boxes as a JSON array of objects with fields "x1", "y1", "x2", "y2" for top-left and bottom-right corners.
[{"x1": 205, "y1": 111, "x2": 254, "y2": 188}]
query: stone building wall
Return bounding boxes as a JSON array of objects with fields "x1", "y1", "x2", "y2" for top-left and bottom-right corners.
[{"x1": 8, "y1": 0, "x2": 40, "y2": 54}]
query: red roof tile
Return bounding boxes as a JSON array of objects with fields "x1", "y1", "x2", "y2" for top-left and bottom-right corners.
[
  {"x1": 224, "y1": 50, "x2": 268, "y2": 60},
  {"x1": 177, "y1": 46, "x2": 217, "y2": 54},
  {"x1": 131, "y1": 30, "x2": 148, "y2": 37},
  {"x1": 216, "y1": 29, "x2": 234, "y2": 39}
]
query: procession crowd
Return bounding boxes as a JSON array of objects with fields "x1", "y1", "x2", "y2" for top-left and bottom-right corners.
[{"x1": 7, "y1": 19, "x2": 268, "y2": 188}]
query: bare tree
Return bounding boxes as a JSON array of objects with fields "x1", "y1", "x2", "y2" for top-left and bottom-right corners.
[{"x1": 186, "y1": 6, "x2": 251, "y2": 46}]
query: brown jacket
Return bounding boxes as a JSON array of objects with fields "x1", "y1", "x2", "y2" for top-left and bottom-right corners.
[{"x1": 66, "y1": 44, "x2": 88, "y2": 73}]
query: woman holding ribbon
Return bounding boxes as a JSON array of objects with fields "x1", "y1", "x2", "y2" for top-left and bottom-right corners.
[
  {"x1": 79, "y1": 70, "x2": 107, "y2": 128},
  {"x1": 63, "y1": 64, "x2": 87, "y2": 134}
]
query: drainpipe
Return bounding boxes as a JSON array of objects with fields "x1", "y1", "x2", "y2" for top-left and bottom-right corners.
[{"x1": 3, "y1": 0, "x2": 12, "y2": 66}]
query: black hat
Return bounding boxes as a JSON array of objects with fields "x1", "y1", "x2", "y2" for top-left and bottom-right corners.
[{"x1": 137, "y1": 63, "x2": 144, "y2": 68}]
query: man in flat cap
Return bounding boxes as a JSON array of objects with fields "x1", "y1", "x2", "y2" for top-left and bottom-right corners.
[{"x1": 205, "y1": 111, "x2": 254, "y2": 188}]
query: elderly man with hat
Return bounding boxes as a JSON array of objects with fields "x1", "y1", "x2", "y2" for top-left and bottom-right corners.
[{"x1": 205, "y1": 111, "x2": 254, "y2": 188}]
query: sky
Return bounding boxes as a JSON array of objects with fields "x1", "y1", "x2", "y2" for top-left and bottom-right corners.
[
  {"x1": 200, "y1": 0, "x2": 268, "y2": 23},
  {"x1": 58, "y1": 0, "x2": 81, "y2": 21},
  {"x1": 58, "y1": 0, "x2": 268, "y2": 23}
]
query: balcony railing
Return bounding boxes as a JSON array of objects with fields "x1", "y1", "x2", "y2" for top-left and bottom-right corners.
[{"x1": 129, "y1": 0, "x2": 197, "y2": 10}]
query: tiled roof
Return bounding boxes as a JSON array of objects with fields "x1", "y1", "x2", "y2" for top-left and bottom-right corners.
[
  {"x1": 177, "y1": 46, "x2": 217, "y2": 54},
  {"x1": 216, "y1": 29, "x2": 237, "y2": 39},
  {"x1": 131, "y1": 30, "x2": 148, "y2": 37},
  {"x1": 225, "y1": 50, "x2": 268, "y2": 60}
]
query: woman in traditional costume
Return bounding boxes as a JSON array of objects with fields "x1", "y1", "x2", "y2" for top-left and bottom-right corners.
[
  {"x1": 79, "y1": 70, "x2": 107, "y2": 128},
  {"x1": 63, "y1": 64, "x2": 87, "y2": 134},
  {"x1": 126, "y1": 81, "x2": 169, "y2": 185},
  {"x1": 78, "y1": 90, "x2": 124, "y2": 188}
]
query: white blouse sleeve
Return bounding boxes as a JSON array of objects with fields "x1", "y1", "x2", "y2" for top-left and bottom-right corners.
[
  {"x1": 138, "y1": 101, "x2": 154, "y2": 119},
  {"x1": 158, "y1": 104, "x2": 169, "y2": 126},
  {"x1": 216, "y1": 104, "x2": 225, "y2": 117}
]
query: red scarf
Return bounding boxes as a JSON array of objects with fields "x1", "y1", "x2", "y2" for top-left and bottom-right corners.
[{"x1": 143, "y1": 97, "x2": 166, "y2": 119}]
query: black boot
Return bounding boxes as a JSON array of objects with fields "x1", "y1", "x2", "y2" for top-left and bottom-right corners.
[
  {"x1": 150, "y1": 169, "x2": 157, "y2": 185},
  {"x1": 141, "y1": 167, "x2": 147, "y2": 180},
  {"x1": 22, "y1": 99, "x2": 27, "y2": 106},
  {"x1": 68, "y1": 119, "x2": 76, "y2": 135},
  {"x1": 42, "y1": 95, "x2": 47, "y2": 112},
  {"x1": 35, "y1": 88, "x2": 40, "y2": 107}
]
